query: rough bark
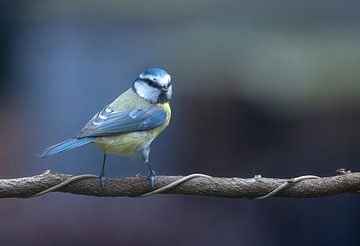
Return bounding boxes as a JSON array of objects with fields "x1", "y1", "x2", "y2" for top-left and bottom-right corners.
[{"x1": 0, "y1": 170, "x2": 359, "y2": 199}]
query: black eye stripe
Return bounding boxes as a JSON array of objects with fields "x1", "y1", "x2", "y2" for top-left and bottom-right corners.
[
  {"x1": 139, "y1": 78, "x2": 164, "y2": 89},
  {"x1": 142, "y1": 78, "x2": 153, "y2": 84}
]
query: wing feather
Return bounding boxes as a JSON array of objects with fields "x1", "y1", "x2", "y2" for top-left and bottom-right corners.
[{"x1": 78, "y1": 106, "x2": 166, "y2": 138}]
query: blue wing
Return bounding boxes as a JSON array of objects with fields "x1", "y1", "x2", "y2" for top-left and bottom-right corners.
[{"x1": 77, "y1": 105, "x2": 166, "y2": 138}]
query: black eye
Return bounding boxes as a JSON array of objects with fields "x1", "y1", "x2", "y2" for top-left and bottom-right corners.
[
  {"x1": 142, "y1": 78, "x2": 157, "y2": 87},
  {"x1": 139, "y1": 77, "x2": 162, "y2": 88}
]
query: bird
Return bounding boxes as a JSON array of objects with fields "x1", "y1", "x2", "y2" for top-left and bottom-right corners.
[{"x1": 39, "y1": 68, "x2": 172, "y2": 189}]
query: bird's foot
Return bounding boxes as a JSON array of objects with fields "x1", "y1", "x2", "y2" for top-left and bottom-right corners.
[
  {"x1": 99, "y1": 175, "x2": 107, "y2": 189},
  {"x1": 148, "y1": 170, "x2": 156, "y2": 190}
]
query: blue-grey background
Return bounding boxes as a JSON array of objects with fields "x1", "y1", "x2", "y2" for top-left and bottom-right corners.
[{"x1": 1, "y1": 1, "x2": 360, "y2": 245}]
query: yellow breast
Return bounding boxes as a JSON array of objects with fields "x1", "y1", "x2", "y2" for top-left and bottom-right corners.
[{"x1": 149, "y1": 102, "x2": 171, "y2": 137}]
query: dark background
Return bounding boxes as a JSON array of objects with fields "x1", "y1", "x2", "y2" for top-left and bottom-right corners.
[{"x1": 0, "y1": 1, "x2": 359, "y2": 245}]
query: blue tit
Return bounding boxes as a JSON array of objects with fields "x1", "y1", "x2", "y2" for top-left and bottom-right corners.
[{"x1": 39, "y1": 68, "x2": 172, "y2": 188}]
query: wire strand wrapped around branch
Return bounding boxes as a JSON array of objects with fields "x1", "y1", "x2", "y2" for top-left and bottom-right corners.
[{"x1": 0, "y1": 170, "x2": 359, "y2": 199}]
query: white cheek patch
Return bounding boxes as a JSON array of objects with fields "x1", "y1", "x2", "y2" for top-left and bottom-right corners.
[{"x1": 134, "y1": 81, "x2": 161, "y2": 103}]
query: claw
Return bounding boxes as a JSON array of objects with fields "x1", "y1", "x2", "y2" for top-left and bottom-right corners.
[
  {"x1": 148, "y1": 170, "x2": 156, "y2": 190},
  {"x1": 100, "y1": 175, "x2": 107, "y2": 189}
]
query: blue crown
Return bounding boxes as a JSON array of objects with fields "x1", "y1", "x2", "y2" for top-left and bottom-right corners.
[{"x1": 141, "y1": 68, "x2": 169, "y2": 78}]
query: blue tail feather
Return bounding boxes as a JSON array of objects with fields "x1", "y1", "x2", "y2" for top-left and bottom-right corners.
[{"x1": 38, "y1": 137, "x2": 95, "y2": 158}]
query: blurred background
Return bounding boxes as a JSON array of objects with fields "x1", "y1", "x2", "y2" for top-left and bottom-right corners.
[{"x1": 1, "y1": 0, "x2": 360, "y2": 245}]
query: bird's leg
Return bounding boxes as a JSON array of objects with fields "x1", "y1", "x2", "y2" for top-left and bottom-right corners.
[
  {"x1": 141, "y1": 146, "x2": 156, "y2": 189},
  {"x1": 146, "y1": 161, "x2": 156, "y2": 190},
  {"x1": 99, "y1": 152, "x2": 107, "y2": 189}
]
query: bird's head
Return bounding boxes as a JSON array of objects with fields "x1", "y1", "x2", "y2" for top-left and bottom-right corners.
[{"x1": 132, "y1": 68, "x2": 172, "y2": 104}]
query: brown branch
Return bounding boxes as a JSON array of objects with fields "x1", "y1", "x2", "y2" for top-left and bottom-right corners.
[{"x1": 0, "y1": 170, "x2": 359, "y2": 199}]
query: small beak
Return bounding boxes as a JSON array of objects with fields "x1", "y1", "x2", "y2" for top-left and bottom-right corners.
[{"x1": 161, "y1": 87, "x2": 169, "y2": 92}]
